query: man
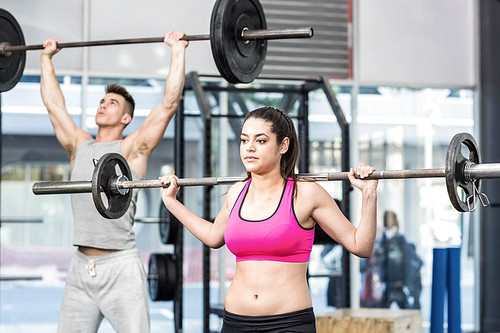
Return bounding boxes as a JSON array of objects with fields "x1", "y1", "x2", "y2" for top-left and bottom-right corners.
[{"x1": 40, "y1": 31, "x2": 188, "y2": 332}]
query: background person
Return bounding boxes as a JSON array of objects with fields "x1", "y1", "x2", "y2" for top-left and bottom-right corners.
[{"x1": 378, "y1": 210, "x2": 422, "y2": 309}]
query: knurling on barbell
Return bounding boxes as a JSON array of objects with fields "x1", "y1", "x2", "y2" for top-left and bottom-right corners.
[
  {"x1": 0, "y1": 0, "x2": 314, "y2": 92},
  {"x1": 31, "y1": 133, "x2": 500, "y2": 219}
]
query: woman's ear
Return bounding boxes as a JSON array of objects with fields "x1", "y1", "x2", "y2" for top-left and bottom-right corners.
[{"x1": 280, "y1": 137, "x2": 290, "y2": 154}]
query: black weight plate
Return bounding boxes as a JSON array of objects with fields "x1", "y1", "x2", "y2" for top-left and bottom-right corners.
[
  {"x1": 165, "y1": 254, "x2": 177, "y2": 301},
  {"x1": 148, "y1": 253, "x2": 176, "y2": 301},
  {"x1": 148, "y1": 253, "x2": 161, "y2": 301},
  {"x1": 0, "y1": 9, "x2": 25, "y2": 92},
  {"x1": 210, "y1": 0, "x2": 267, "y2": 83},
  {"x1": 91, "y1": 153, "x2": 133, "y2": 219},
  {"x1": 159, "y1": 202, "x2": 179, "y2": 245},
  {"x1": 445, "y1": 133, "x2": 481, "y2": 212}
]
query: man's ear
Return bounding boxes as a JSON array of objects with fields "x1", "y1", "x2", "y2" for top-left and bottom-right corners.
[
  {"x1": 280, "y1": 137, "x2": 290, "y2": 155},
  {"x1": 121, "y1": 113, "x2": 132, "y2": 126}
]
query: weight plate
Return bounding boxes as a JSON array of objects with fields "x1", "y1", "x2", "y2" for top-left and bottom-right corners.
[
  {"x1": 445, "y1": 133, "x2": 481, "y2": 212},
  {"x1": 91, "y1": 153, "x2": 133, "y2": 219},
  {"x1": 0, "y1": 9, "x2": 25, "y2": 92},
  {"x1": 159, "y1": 202, "x2": 179, "y2": 245},
  {"x1": 148, "y1": 253, "x2": 177, "y2": 301},
  {"x1": 210, "y1": 0, "x2": 267, "y2": 83}
]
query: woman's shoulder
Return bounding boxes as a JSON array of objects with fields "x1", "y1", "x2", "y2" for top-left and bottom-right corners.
[
  {"x1": 226, "y1": 180, "x2": 247, "y2": 200},
  {"x1": 295, "y1": 179, "x2": 331, "y2": 201},
  {"x1": 229, "y1": 180, "x2": 247, "y2": 192},
  {"x1": 295, "y1": 178, "x2": 325, "y2": 192}
]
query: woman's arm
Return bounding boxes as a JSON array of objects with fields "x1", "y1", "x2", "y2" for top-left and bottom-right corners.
[
  {"x1": 160, "y1": 174, "x2": 241, "y2": 248},
  {"x1": 309, "y1": 165, "x2": 378, "y2": 258}
]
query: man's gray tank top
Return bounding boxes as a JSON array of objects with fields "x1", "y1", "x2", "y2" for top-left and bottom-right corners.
[{"x1": 70, "y1": 140, "x2": 140, "y2": 249}]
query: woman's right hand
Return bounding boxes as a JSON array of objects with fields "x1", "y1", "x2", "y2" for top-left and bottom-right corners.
[{"x1": 159, "y1": 174, "x2": 180, "y2": 204}]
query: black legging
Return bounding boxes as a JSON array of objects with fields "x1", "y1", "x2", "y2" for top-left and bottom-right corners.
[{"x1": 221, "y1": 308, "x2": 316, "y2": 333}]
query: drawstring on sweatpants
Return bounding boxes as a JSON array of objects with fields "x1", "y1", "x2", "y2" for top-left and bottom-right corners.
[{"x1": 85, "y1": 259, "x2": 96, "y2": 277}]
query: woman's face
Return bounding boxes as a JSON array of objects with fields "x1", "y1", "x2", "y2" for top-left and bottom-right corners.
[{"x1": 240, "y1": 117, "x2": 288, "y2": 176}]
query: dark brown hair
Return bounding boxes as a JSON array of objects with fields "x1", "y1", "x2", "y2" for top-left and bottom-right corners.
[
  {"x1": 384, "y1": 210, "x2": 399, "y2": 229},
  {"x1": 105, "y1": 84, "x2": 135, "y2": 120},
  {"x1": 243, "y1": 107, "x2": 300, "y2": 183}
]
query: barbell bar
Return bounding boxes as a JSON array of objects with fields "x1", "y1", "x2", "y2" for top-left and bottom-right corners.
[
  {"x1": 32, "y1": 132, "x2": 495, "y2": 218},
  {"x1": 30, "y1": 165, "x2": 500, "y2": 191},
  {"x1": 0, "y1": 0, "x2": 314, "y2": 92},
  {"x1": 30, "y1": 165, "x2": 499, "y2": 190},
  {"x1": 0, "y1": 28, "x2": 313, "y2": 54}
]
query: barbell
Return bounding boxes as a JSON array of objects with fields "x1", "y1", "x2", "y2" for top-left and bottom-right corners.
[
  {"x1": 32, "y1": 132, "x2": 499, "y2": 219},
  {"x1": 0, "y1": 0, "x2": 313, "y2": 92}
]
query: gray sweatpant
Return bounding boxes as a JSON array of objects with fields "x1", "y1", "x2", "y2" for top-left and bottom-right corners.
[{"x1": 57, "y1": 248, "x2": 150, "y2": 333}]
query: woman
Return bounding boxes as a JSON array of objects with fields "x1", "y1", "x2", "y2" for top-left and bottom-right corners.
[{"x1": 160, "y1": 106, "x2": 378, "y2": 332}]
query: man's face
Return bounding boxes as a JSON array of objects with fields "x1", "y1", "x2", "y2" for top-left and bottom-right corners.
[{"x1": 95, "y1": 93, "x2": 130, "y2": 127}]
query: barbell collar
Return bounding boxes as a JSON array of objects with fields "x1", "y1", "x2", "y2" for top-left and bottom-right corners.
[
  {"x1": 0, "y1": 42, "x2": 12, "y2": 56},
  {"x1": 110, "y1": 175, "x2": 130, "y2": 196},
  {"x1": 0, "y1": 27, "x2": 313, "y2": 55}
]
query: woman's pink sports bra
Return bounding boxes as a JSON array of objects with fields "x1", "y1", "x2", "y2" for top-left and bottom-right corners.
[{"x1": 224, "y1": 178, "x2": 315, "y2": 263}]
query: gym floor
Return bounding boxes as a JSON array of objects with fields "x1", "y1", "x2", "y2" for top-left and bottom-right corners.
[{"x1": 0, "y1": 268, "x2": 476, "y2": 332}]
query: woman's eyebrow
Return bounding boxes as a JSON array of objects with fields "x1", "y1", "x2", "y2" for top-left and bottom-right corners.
[{"x1": 240, "y1": 132, "x2": 270, "y2": 138}]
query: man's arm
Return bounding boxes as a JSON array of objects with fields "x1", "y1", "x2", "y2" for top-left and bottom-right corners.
[
  {"x1": 123, "y1": 31, "x2": 188, "y2": 176},
  {"x1": 40, "y1": 39, "x2": 91, "y2": 160}
]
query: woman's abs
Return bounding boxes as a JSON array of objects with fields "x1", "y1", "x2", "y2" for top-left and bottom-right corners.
[{"x1": 224, "y1": 261, "x2": 312, "y2": 316}]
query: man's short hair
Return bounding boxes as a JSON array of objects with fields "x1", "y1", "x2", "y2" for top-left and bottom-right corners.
[{"x1": 105, "y1": 84, "x2": 135, "y2": 119}]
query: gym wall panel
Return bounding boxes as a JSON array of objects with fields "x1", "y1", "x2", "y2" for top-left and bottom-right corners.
[
  {"x1": 260, "y1": 0, "x2": 350, "y2": 79},
  {"x1": 87, "y1": 0, "x2": 218, "y2": 78},
  {"x1": 0, "y1": 0, "x2": 220, "y2": 78},
  {"x1": 358, "y1": 0, "x2": 476, "y2": 87},
  {"x1": 0, "y1": 0, "x2": 84, "y2": 72}
]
